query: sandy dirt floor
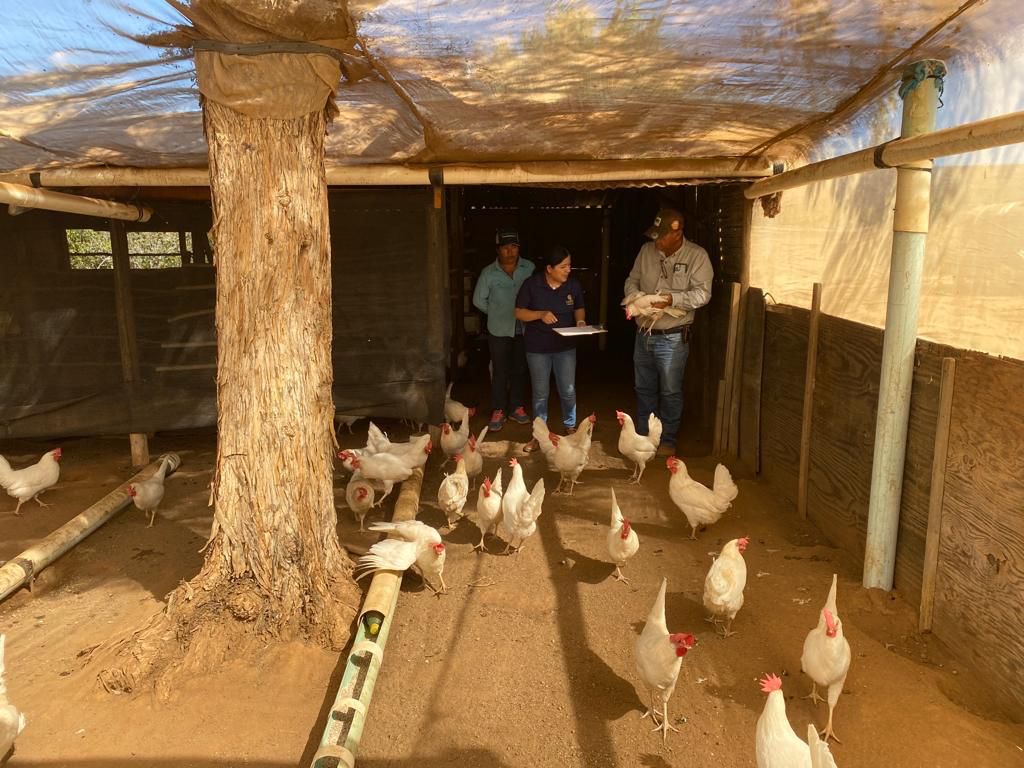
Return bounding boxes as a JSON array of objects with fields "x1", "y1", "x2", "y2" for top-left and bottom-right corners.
[{"x1": 1, "y1": 371, "x2": 1022, "y2": 767}]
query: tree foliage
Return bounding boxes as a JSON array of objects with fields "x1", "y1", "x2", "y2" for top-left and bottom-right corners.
[{"x1": 66, "y1": 228, "x2": 189, "y2": 269}]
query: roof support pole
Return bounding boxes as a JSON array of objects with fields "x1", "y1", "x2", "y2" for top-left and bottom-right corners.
[{"x1": 863, "y1": 60, "x2": 944, "y2": 591}]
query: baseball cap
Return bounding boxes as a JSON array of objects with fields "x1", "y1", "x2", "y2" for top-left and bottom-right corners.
[
  {"x1": 644, "y1": 208, "x2": 684, "y2": 239},
  {"x1": 495, "y1": 228, "x2": 520, "y2": 246}
]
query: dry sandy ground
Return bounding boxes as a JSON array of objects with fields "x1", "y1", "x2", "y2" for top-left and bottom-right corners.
[{"x1": 0, "y1": 417, "x2": 1021, "y2": 768}]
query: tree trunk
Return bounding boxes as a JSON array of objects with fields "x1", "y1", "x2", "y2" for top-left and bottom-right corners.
[{"x1": 97, "y1": 100, "x2": 358, "y2": 697}]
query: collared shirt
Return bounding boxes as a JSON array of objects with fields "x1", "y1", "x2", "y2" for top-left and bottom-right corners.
[
  {"x1": 472, "y1": 257, "x2": 536, "y2": 337},
  {"x1": 516, "y1": 273, "x2": 585, "y2": 354},
  {"x1": 623, "y1": 238, "x2": 713, "y2": 330}
]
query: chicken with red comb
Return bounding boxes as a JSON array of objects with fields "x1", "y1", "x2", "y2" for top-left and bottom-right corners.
[
  {"x1": 0, "y1": 448, "x2": 61, "y2": 515},
  {"x1": 800, "y1": 574, "x2": 851, "y2": 743}
]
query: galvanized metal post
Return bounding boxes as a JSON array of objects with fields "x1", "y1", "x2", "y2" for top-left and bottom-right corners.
[{"x1": 863, "y1": 60, "x2": 945, "y2": 590}]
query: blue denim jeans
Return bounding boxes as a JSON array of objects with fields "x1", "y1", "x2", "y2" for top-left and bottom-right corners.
[
  {"x1": 488, "y1": 334, "x2": 528, "y2": 414},
  {"x1": 526, "y1": 349, "x2": 577, "y2": 429},
  {"x1": 634, "y1": 332, "x2": 690, "y2": 445}
]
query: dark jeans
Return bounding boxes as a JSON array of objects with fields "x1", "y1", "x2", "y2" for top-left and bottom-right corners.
[
  {"x1": 634, "y1": 332, "x2": 690, "y2": 445},
  {"x1": 488, "y1": 334, "x2": 528, "y2": 414}
]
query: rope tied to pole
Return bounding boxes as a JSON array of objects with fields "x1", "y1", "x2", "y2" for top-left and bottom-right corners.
[{"x1": 899, "y1": 59, "x2": 947, "y2": 105}]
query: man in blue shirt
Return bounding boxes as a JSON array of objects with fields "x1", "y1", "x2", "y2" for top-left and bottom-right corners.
[{"x1": 472, "y1": 228, "x2": 535, "y2": 431}]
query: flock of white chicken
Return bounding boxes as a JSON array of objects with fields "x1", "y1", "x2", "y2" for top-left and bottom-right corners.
[{"x1": 338, "y1": 387, "x2": 853, "y2": 765}]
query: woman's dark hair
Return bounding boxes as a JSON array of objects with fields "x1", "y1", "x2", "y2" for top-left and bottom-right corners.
[{"x1": 542, "y1": 245, "x2": 572, "y2": 270}]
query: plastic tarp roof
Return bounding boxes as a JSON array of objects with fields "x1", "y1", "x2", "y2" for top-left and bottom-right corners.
[{"x1": 2, "y1": 1, "x2": 1022, "y2": 173}]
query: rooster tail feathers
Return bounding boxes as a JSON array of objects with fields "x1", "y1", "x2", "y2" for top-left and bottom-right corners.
[
  {"x1": 649, "y1": 577, "x2": 668, "y2": 625},
  {"x1": 808, "y1": 724, "x2": 839, "y2": 768},
  {"x1": 0, "y1": 455, "x2": 11, "y2": 488},
  {"x1": 531, "y1": 417, "x2": 549, "y2": 442},
  {"x1": 493, "y1": 467, "x2": 503, "y2": 493},
  {"x1": 647, "y1": 414, "x2": 664, "y2": 446},
  {"x1": 526, "y1": 478, "x2": 546, "y2": 519},
  {"x1": 825, "y1": 573, "x2": 838, "y2": 616},
  {"x1": 712, "y1": 463, "x2": 739, "y2": 503},
  {"x1": 476, "y1": 425, "x2": 489, "y2": 445},
  {"x1": 445, "y1": 382, "x2": 453, "y2": 400},
  {"x1": 357, "y1": 539, "x2": 417, "y2": 574},
  {"x1": 610, "y1": 488, "x2": 623, "y2": 527}
]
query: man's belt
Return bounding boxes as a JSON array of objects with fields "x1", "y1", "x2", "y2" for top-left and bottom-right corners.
[{"x1": 649, "y1": 325, "x2": 692, "y2": 342}]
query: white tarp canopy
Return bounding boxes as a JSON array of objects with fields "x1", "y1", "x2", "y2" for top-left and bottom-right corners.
[{"x1": 3, "y1": 0, "x2": 1023, "y2": 173}]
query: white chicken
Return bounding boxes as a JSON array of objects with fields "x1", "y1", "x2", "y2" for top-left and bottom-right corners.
[
  {"x1": 474, "y1": 471, "x2": 503, "y2": 551},
  {"x1": 500, "y1": 457, "x2": 528, "y2": 543},
  {"x1": 345, "y1": 476, "x2": 376, "y2": 531},
  {"x1": 335, "y1": 413, "x2": 364, "y2": 434},
  {"x1": 437, "y1": 454, "x2": 470, "y2": 529},
  {"x1": 0, "y1": 634, "x2": 26, "y2": 762},
  {"x1": 607, "y1": 488, "x2": 639, "y2": 583},
  {"x1": 440, "y1": 419, "x2": 470, "y2": 463},
  {"x1": 344, "y1": 452, "x2": 413, "y2": 506},
  {"x1": 703, "y1": 536, "x2": 749, "y2": 636},
  {"x1": 801, "y1": 574, "x2": 852, "y2": 743},
  {"x1": 444, "y1": 382, "x2": 476, "y2": 425},
  {"x1": 126, "y1": 455, "x2": 173, "y2": 527},
  {"x1": 635, "y1": 578, "x2": 697, "y2": 742},
  {"x1": 622, "y1": 291, "x2": 687, "y2": 334},
  {"x1": 535, "y1": 414, "x2": 596, "y2": 494},
  {"x1": 357, "y1": 520, "x2": 447, "y2": 594},
  {"x1": 364, "y1": 423, "x2": 432, "y2": 471},
  {"x1": 463, "y1": 425, "x2": 488, "y2": 487},
  {"x1": 616, "y1": 411, "x2": 662, "y2": 483},
  {"x1": 667, "y1": 457, "x2": 738, "y2": 539},
  {"x1": 502, "y1": 476, "x2": 545, "y2": 554},
  {"x1": 756, "y1": 673, "x2": 839, "y2": 768},
  {"x1": 0, "y1": 448, "x2": 61, "y2": 515}
]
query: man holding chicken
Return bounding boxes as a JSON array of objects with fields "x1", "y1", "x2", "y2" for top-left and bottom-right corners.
[
  {"x1": 473, "y1": 228, "x2": 535, "y2": 432},
  {"x1": 624, "y1": 208, "x2": 713, "y2": 456}
]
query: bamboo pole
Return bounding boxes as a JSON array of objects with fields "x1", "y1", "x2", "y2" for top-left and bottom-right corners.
[
  {"x1": 0, "y1": 454, "x2": 180, "y2": 603},
  {"x1": 798, "y1": 283, "x2": 823, "y2": 519},
  {"x1": 111, "y1": 221, "x2": 149, "y2": 467},
  {"x1": 312, "y1": 469, "x2": 424, "y2": 768},
  {"x1": 919, "y1": 357, "x2": 957, "y2": 632},
  {"x1": 864, "y1": 61, "x2": 942, "y2": 591},
  {"x1": 720, "y1": 282, "x2": 742, "y2": 457},
  {"x1": 0, "y1": 180, "x2": 151, "y2": 221},
  {"x1": 745, "y1": 107, "x2": 1024, "y2": 200},
  {"x1": 0, "y1": 157, "x2": 773, "y2": 189}
]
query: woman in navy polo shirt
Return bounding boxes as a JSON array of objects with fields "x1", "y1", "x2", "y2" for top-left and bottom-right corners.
[{"x1": 515, "y1": 245, "x2": 586, "y2": 448}]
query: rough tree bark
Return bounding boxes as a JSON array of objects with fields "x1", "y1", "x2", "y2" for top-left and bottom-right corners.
[{"x1": 97, "y1": 99, "x2": 358, "y2": 697}]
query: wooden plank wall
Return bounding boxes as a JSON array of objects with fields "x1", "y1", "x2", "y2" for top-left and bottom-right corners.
[
  {"x1": 756, "y1": 302, "x2": 1024, "y2": 718},
  {"x1": 932, "y1": 353, "x2": 1024, "y2": 715},
  {"x1": 738, "y1": 288, "x2": 765, "y2": 472}
]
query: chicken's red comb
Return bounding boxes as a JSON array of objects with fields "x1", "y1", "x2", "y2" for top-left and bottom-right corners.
[
  {"x1": 737, "y1": 536, "x2": 750, "y2": 551},
  {"x1": 508, "y1": 457, "x2": 518, "y2": 467},
  {"x1": 433, "y1": 542, "x2": 445, "y2": 554},
  {"x1": 760, "y1": 674, "x2": 782, "y2": 693},
  {"x1": 587, "y1": 413, "x2": 597, "y2": 423}
]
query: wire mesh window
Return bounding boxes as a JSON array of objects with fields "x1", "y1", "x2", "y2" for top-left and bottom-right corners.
[{"x1": 66, "y1": 229, "x2": 189, "y2": 269}]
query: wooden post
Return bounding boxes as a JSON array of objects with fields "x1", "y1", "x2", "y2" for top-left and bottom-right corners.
[
  {"x1": 720, "y1": 281, "x2": 741, "y2": 456},
  {"x1": 447, "y1": 187, "x2": 465, "y2": 372},
  {"x1": 178, "y1": 230, "x2": 192, "y2": 266},
  {"x1": 111, "y1": 221, "x2": 149, "y2": 467},
  {"x1": 919, "y1": 357, "x2": 957, "y2": 632},
  {"x1": 797, "y1": 282, "x2": 823, "y2": 518},
  {"x1": 712, "y1": 379, "x2": 726, "y2": 455},
  {"x1": 727, "y1": 198, "x2": 755, "y2": 456},
  {"x1": 598, "y1": 206, "x2": 611, "y2": 351}
]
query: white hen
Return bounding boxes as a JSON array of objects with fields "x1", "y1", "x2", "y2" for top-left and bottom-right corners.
[
  {"x1": 635, "y1": 578, "x2": 697, "y2": 742},
  {"x1": 502, "y1": 477, "x2": 545, "y2": 554},
  {"x1": 440, "y1": 419, "x2": 470, "y2": 462},
  {"x1": 667, "y1": 457, "x2": 738, "y2": 539},
  {"x1": 801, "y1": 574, "x2": 852, "y2": 743},
  {"x1": 616, "y1": 411, "x2": 662, "y2": 483},
  {"x1": 437, "y1": 454, "x2": 470, "y2": 529},
  {"x1": 474, "y1": 470, "x2": 503, "y2": 551},
  {"x1": 127, "y1": 455, "x2": 172, "y2": 527},
  {"x1": 357, "y1": 520, "x2": 447, "y2": 594},
  {"x1": 0, "y1": 634, "x2": 26, "y2": 761},
  {"x1": 444, "y1": 382, "x2": 476, "y2": 425},
  {"x1": 364, "y1": 423, "x2": 432, "y2": 470},
  {"x1": 540, "y1": 415, "x2": 596, "y2": 494},
  {"x1": 0, "y1": 448, "x2": 61, "y2": 515},
  {"x1": 756, "y1": 673, "x2": 839, "y2": 768},
  {"x1": 346, "y1": 452, "x2": 413, "y2": 506},
  {"x1": 606, "y1": 488, "x2": 639, "y2": 583},
  {"x1": 622, "y1": 291, "x2": 688, "y2": 334},
  {"x1": 703, "y1": 536, "x2": 749, "y2": 637},
  {"x1": 345, "y1": 476, "x2": 376, "y2": 530},
  {"x1": 463, "y1": 425, "x2": 488, "y2": 487}
]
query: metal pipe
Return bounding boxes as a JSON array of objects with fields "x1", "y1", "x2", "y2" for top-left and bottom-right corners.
[
  {"x1": 0, "y1": 180, "x2": 152, "y2": 221},
  {"x1": 863, "y1": 61, "x2": 943, "y2": 590},
  {"x1": 0, "y1": 453, "x2": 180, "y2": 603},
  {"x1": 312, "y1": 468, "x2": 424, "y2": 768},
  {"x1": 0, "y1": 157, "x2": 773, "y2": 190},
  {"x1": 744, "y1": 108, "x2": 1024, "y2": 200}
]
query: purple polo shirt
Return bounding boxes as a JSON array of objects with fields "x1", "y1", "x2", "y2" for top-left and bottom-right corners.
[{"x1": 515, "y1": 273, "x2": 585, "y2": 353}]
